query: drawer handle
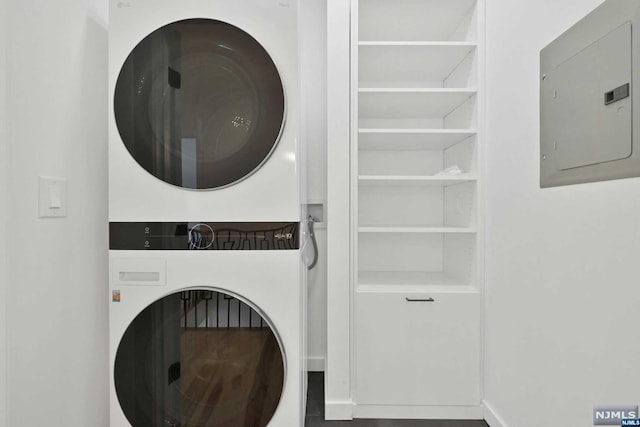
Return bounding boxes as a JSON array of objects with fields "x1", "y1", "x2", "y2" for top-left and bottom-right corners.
[{"x1": 405, "y1": 297, "x2": 435, "y2": 302}]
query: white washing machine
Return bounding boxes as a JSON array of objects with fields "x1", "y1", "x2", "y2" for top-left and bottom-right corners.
[
  {"x1": 109, "y1": 222, "x2": 307, "y2": 427},
  {"x1": 108, "y1": 1, "x2": 308, "y2": 426},
  {"x1": 109, "y1": 0, "x2": 302, "y2": 222}
]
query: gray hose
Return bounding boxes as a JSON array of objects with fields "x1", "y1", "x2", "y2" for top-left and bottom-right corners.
[{"x1": 307, "y1": 215, "x2": 319, "y2": 270}]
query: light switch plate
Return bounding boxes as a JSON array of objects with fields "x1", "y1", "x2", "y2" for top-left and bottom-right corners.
[{"x1": 39, "y1": 176, "x2": 67, "y2": 218}]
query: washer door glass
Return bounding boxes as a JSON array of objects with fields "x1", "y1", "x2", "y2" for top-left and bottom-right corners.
[
  {"x1": 114, "y1": 290, "x2": 285, "y2": 427},
  {"x1": 114, "y1": 19, "x2": 285, "y2": 189}
]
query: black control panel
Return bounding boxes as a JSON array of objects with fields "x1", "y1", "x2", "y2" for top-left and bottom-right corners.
[{"x1": 109, "y1": 222, "x2": 300, "y2": 250}]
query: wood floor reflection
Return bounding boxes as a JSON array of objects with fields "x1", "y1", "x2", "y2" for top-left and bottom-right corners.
[{"x1": 180, "y1": 328, "x2": 284, "y2": 427}]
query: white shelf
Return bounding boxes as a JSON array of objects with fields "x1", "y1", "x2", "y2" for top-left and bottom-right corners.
[
  {"x1": 357, "y1": 271, "x2": 477, "y2": 290},
  {"x1": 359, "y1": 41, "x2": 477, "y2": 47},
  {"x1": 358, "y1": 226, "x2": 476, "y2": 234},
  {"x1": 359, "y1": 118, "x2": 471, "y2": 129},
  {"x1": 358, "y1": 0, "x2": 477, "y2": 42},
  {"x1": 359, "y1": 44, "x2": 476, "y2": 87},
  {"x1": 359, "y1": 82, "x2": 473, "y2": 90},
  {"x1": 359, "y1": 91, "x2": 476, "y2": 119},
  {"x1": 359, "y1": 175, "x2": 477, "y2": 187},
  {"x1": 359, "y1": 87, "x2": 477, "y2": 93},
  {"x1": 358, "y1": 129, "x2": 476, "y2": 151},
  {"x1": 359, "y1": 128, "x2": 476, "y2": 134}
]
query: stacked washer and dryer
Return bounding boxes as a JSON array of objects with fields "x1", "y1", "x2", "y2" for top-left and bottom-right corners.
[{"x1": 108, "y1": 1, "x2": 308, "y2": 426}]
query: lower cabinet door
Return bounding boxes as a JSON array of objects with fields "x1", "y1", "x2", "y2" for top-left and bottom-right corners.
[{"x1": 355, "y1": 290, "x2": 481, "y2": 406}]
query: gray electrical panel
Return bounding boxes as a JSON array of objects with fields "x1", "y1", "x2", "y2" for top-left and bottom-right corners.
[{"x1": 540, "y1": 0, "x2": 640, "y2": 188}]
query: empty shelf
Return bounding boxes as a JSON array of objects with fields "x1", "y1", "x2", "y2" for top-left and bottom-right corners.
[
  {"x1": 358, "y1": 226, "x2": 476, "y2": 233},
  {"x1": 359, "y1": 90, "x2": 476, "y2": 119},
  {"x1": 358, "y1": 129, "x2": 476, "y2": 150},
  {"x1": 359, "y1": 44, "x2": 476, "y2": 86},
  {"x1": 358, "y1": 271, "x2": 476, "y2": 289},
  {"x1": 359, "y1": 0, "x2": 477, "y2": 42},
  {"x1": 359, "y1": 175, "x2": 477, "y2": 187}
]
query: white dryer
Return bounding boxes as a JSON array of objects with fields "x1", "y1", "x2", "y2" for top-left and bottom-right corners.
[
  {"x1": 109, "y1": 0, "x2": 302, "y2": 222},
  {"x1": 109, "y1": 222, "x2": 307, "y2": 427},
  {"x1": 108, "y1": 1, "x2": 308, "y2": 426}
]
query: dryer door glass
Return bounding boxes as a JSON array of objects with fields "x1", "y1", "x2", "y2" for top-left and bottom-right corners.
[
  {"x1": 114, "y1": 19, "x2": 285, "y2": 189},
  {"x1": 114, "y1": 290, "x2": 285, "y2": 427}
]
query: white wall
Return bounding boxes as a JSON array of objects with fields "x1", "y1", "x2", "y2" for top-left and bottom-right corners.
[
  {"x1": 4, "y1": 0, "x2": 109, "y2": 426},
  {"x1": 325, "y1": 0, "x2": 352, "y2": 418},
  {"x1": 0, "y1": 0, "x2": 8, "y2": 424},
  {"x1": 484, "y1": 1, "x2": 640, "y2": 426},
  {"x1": 300, "y1": 0, "x2": 328, "y2": 371},
  {"x1": 302, "y1": 0, "x2": 328, "y2": 205}
]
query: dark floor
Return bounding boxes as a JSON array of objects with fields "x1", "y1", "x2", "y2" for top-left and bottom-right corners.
[{"x1": 305, "y1": 373, "x2": 489, "y2": 427}]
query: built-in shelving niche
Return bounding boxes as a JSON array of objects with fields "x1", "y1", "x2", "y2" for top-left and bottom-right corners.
[{"x1": 352, "y1": 0, "x2": 483, "y2": 415}]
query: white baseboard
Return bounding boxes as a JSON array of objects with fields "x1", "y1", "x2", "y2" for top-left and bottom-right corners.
[
  {"x1": 306, "y1": 357, "x2": 325, "y2": 372},
  {"x1": 353, "y1": 404, "x2": 483, "y2": 420},
  {"x1": 324, "y1": 400, "x2": 353, "y2": 420},
  {"x1": 484, "y1": 401, "x2": 508, "y2": 427}
]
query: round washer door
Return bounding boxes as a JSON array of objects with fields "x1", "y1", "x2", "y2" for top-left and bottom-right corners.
[
  {"x1": 114, "y1": 289, "x2": 285, "y2": 427},
  {"x1": 114, "y1": 19, "x2": 285, "y2": 190}
]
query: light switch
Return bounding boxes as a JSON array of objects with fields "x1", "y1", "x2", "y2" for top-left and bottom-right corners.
[
  {"x1": 39, "y1": 176, "x2": 67, "y2": 218},
  {"x1": 49, "y1": 188, "x2": 62, "y2": 208}
]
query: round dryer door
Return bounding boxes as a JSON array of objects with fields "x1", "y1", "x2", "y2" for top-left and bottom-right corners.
[
  {"x1": 114, "y1": 290, "x2": 285, "y2": 427},
  {"x1": 114, "y1": 19, "x2": 285, "y2": 190}
]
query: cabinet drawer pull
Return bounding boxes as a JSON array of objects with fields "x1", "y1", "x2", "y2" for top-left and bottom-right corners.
[{"x1": 405, "y1": 297, "x2": 435, "y2": 302}]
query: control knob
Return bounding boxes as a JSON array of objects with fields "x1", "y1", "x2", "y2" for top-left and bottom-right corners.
[{"x1": 188, "y1": 223, "x2": 215, "y2": 249}]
